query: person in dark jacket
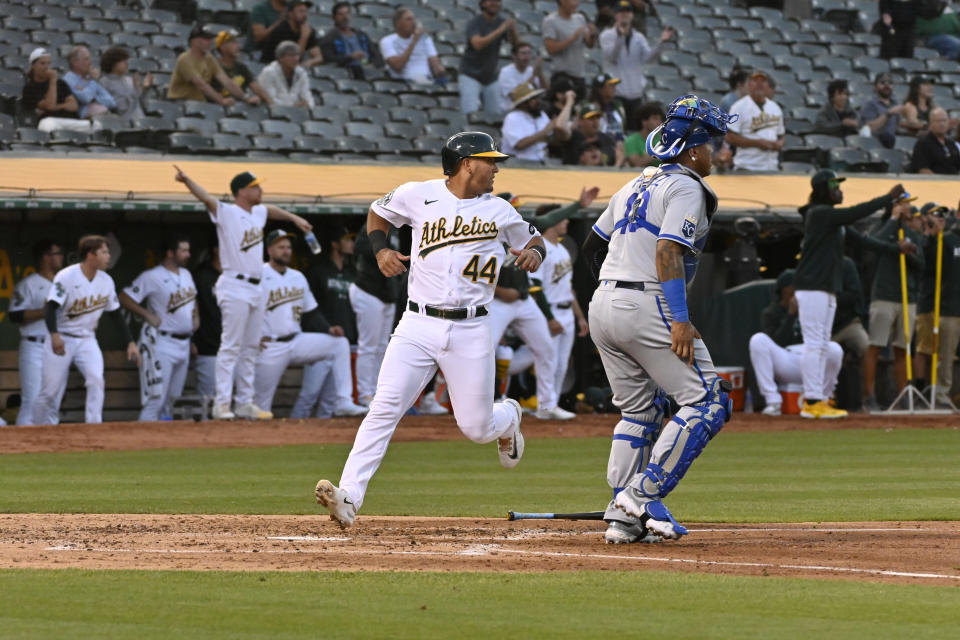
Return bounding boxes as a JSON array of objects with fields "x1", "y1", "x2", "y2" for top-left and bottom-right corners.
[
  {"x1": 878, "y1": 0, "x2": 921, "y2": 59},
  {"x1": 192, "y1": 238, "x2": 222, "y2": 398},
  {"x1": 814, "y1": 79, "x2": 859, "y2": 137},
  {"x1": 793, "y1": 169, "x2": 905, "y2": 418},
  {"x1": 307, "y1": 225, "x2": 358, "y2": 344},
  {"x1": 319, "y1": 2, "x2": 383, "y2": 80},
  {"x1": 749, "y1": 269, "x2": 844, "y2": 416}
]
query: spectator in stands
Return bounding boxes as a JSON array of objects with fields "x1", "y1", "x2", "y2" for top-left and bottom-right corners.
[
  {"x1": 830, "y1": 256, "x2": 870, "y2": 410},
  {"x1": 213, "y1": 30, "x2": 271, "y2": 106},
  {"x1": 915, "y1": 2, "x2": 960, "y2": 60},
  {"x1": 168, "y1": 25, "x2": 250, "y2": 106},
  {"x1": 381, "y1": 7, "x2": 447, "y2": 86},
  {"x1": 590, "y1": 73, "x2": 626, "y2": 141},
  {"x1": 501, "y1": 83, "x2": 562, "y2": 162},
  {"x1": 248, "y1": 0, "x2": 287, "y2": 55},
  {"x1": 748, "y1": 269, "x2": 844, "y2": 416},
  {"x1": 858, "y1": 73, "x2": 905, "y2": 149},
  {"x1": 878, "y1": 0, "x2": 919, "y2": 60},
  {"x1": 720, "y1": 67, "x2": 750, "y2": 114},
  {"x1": 623, "y1": 101, "x2": 663, "y2": 167},
  {"x1": 458, "y1": 0, "x2": 518, "y2": 116},
  {"x1": 900, "y1": 75, "x2": 935, "y2": 136},
  {"x1": 815, "y1": 79, "x2": 859, "y2": 137},
  {"x1": 543, "y1": 78, "x2": 579, "y2": 151},
  {"x1": 98, "y1": 47, "x2": 151, "y2": 121},
  {"x1": 257, "y1": 41, "x2": 315, "y2": 108},
  {"x1": 260, "y1": 0, "x2": 323, "y2": 67},
  {"x1": 21, "y1": 48, "x2": 87, "y2": 133},
  {"x1": 726, "y1": 71, "x2": 785, "y2": 172},
  {"x1": 63, "y1": 46, "x2": 115, "y2": 118},
  {"x1": 542, "y1": 0, "x2": 597, "y2": 95},
  {"x1": 498, "y1": 41, "x2": 546, "y2": 115},
  {"x1": 561, "y1": 102, "x2": 623, "y2": 166},
  {"x1": 910, "y1": 107, "x2": 960, "y2": 174},
  {"x1": 192, "y1": 237, "x2": 222, "y2": 398},
  {"x1": 320, "y1": 2, "x2": 383, "y2": 80},
  {"x1": 599, "y1": 0, "x2": 672, "y2": 129}
]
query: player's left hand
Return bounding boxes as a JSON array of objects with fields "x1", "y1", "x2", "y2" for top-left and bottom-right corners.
[
  {"x1": 576, "y1": 317, "x2": 589, "y2": 337},
  {"x1": 670, "y1": 321, "x2": 697, "y2": 365},
  {"x1": 127, "y1": 342, "x2": 142, "y2": 368},
  {"x1": 510, "y1": 247, "x2": 542, "y2": 272},
  {"x1": 292, "y1": 215, "x2": 312, "y2": 234}
]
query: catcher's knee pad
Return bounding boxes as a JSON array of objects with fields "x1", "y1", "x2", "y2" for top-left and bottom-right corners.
[{"x1": 607, "y1": 392, "x2": 668, "y2": 496}]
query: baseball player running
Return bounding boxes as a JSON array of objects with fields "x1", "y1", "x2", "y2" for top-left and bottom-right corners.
[
  {"x1": 119, "y1": 235, "x2": 198, "y2": 421},
  {"x1": 32, "y1": 235, "x2": 141, "y2": 425},
  {"x1": 316, "y1": 132, "x2": 545, "y2": 528},
  {"x1": 253, "y1": 230, "x2": 368, "y2": 416},
  {"x1": 174, "y1": 166, "x2": 312, "y2": 420},
  {"x1": 9, "y1": 239, "x2": 63, "y2": 425},
  {"x1": 582, "y1": 96, "x2": 736, "y2": 542}
]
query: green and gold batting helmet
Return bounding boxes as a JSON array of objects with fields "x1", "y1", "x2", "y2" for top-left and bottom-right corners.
[{"x1": 441, "y1": 131, "x2": 509, "y2": 176}]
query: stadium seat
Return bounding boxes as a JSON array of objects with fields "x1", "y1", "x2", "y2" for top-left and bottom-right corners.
[
  {"x1": 211, "y1": 133, "x2": 251, "y2": 154},
  {"x1": 349, "y1": 106, "x2": 388, "y2": 125},
  {"x1": 144, "y1": 100, "x2": 184, "y2": 121},
  {"x1": 294, "y1": 135, "x2": 341, "y2": 154},
  {"x1": 268, "y1": 104, "x2": 311, "y2": 123},
  {"x1": 780, "y1": 161, "x2": 816, "y2": 174},
  {"x1": 176, "y1": 117, "x2": 218, "y2": 137},
  {"x1": 15, "y1": 128, "x2": 49, "y2": 145},
  {"x1": 828, "y1": 147, "x2": 870, "y2": 172},
  {"x1": 345, "y1": 122, "x2": 384, "y2": 138},
  {"x1": 261, "y1": 120, "x2": 302, "y2": 138},
  {"x1": 302, "y1": 121, "x2": 344, "y2": 138},
  {"x1": 361, "y1": 93, "x2": 400, "y2": 109},
  {"x1": 245, "y1": 150, "x2": 286, "y2": 159},
  {"x1": 182, "y1": 100, "x2": 224, "y2": 120},
  {"x1": 398, "y1": 94, "x2": 438, "y2": 109},
  {"x1": 321, "y1": 93, "x2": 361, "y2": 108},
  {"x1": 219, "y1": 118, "x2": 260, "y2": 137},
  {"x1": 336, "y1": 136, "x2": 378, "y2": 153},
  {"x1": 388, "y1": 107, "x2": 428, "y2": 126},
  {"x1": 845, "y1": 136, "x2": 884, "y2": 152},
  {"x1": 251, "y1": 134, "x2": 297, "y2": 153},
  {"x1": 225, "y1": 102, "x2": 268, "y2": 121},
  {"x1": 869, "y1": 147, "x2": 908, "y2": 173}
]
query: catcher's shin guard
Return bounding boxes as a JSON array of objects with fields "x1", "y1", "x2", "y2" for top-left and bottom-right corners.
[{"x1": 604, "y1": 392, "x2": 667, "y2": 522}]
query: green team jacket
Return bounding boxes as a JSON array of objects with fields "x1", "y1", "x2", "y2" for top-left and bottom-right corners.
[
  {"x1": 918, "y1": 228, "x2": 960, "y2": 316},
  {"x1": 868, "y1": 218, "x2": 925, "y2": 303}
]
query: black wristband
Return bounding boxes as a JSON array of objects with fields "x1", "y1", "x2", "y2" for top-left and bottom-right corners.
[
  {"x1": 369, "y1": 229, "x2": 388, "y2": 255},
  {"x1": 529, "y1": 244, "x2": 546, "y2": 262}
]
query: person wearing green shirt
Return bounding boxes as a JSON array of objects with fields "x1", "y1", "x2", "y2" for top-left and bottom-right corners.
[
  {"x1": 793, "y1": 169, "x2": 904, "y2": 418},
  {"x1": 247, "y1": 0, "x2": 287, "y2": 54},
  {"x1": 624, "y1": 102, "x2": 664, "y2": 168},
  {"x1": 915, "y1": 6, "x2": 960, "y2": 61}
]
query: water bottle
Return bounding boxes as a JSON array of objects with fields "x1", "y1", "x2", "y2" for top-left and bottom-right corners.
[{"x1": 304, "y1": 231, "x2": 322, "y2": 255}]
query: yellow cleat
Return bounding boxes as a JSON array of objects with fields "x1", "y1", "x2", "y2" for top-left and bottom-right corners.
[{"x1": 800, "y1": 400, "x2": 848, "y2": 419}]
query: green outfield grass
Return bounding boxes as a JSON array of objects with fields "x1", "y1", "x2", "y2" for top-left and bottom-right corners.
[
  {"x1": 1, "y1": 569, "x2": 959, "y2": 639},
  {"x1": 1, "y1": 428, "x2": 959, "y2": 522}
]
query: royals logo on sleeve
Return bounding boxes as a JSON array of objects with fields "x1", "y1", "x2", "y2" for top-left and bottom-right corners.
[{"x1": 681, "y1": 217, "x2": 697, "y2": 239}]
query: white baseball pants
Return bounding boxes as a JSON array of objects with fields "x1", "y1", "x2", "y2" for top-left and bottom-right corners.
[
  {"x1": 487, "y1": 297, "x2": 558, "y2": 409},
  {"x1": 17, "y1": 337, "x2": 46, "y2": 425},
  {"x1": 32, "y1": 335, "x2": 104, "y2": 425},
  {"x1": 550, "y1": 305, "x2": 576, "y2": 398},
  {"x1": 291, "y1": 358, "x2": 336, "y2": 418},
  {"x1": 349, "y1": 283, "x2": 394, "y2": 402},
  {"x1": 748, "y1": 333, "x2": 843, "y2": 405},
  {"x1": 214, "y1": 276, "x2": 263, "y2": 407},
  {"x1": 255, "y1": 332, "x2": 353, "y2": 414},
  {"x1": 795, "y1": 289, "x2": 837, "y2": 401},
  {"x1": 338, "y1": 311, "x2": 516, "y2": 509},
  {"x1": 140, "y1": 334, "x2": 191, "y2": 421},
  {"x1": 194, "y1": 355, "x2": 216, "y2": 397}
]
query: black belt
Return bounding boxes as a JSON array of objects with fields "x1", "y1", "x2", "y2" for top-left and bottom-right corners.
[
  {"x1": 236, "y1": 274, "x2": 261, "y2": 285},
  {"x1": 24, "y1": 336, "x2": 45, "y2": 343},
  {"x1": 159, "y1": 330, "x2": 192, "y2": 340},
  {"x1": 264, "y1": 333, "x2": 297, "y2": 343},
  {"x1": 554, "y1": 302, "x2": 573, "y2": 309},
  {"x1": 60, "y1": 332, "x2": 81, "y2": 338},
  {"x1": 614, "y1": 281, "x2": 646, "y2": 291},
  {"x1": 408, "y1": 301, "x2": 488, "y2": 320}
]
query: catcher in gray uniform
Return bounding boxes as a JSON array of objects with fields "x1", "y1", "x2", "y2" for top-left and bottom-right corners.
[{"x1": 582, "y1": 95, "x2": 736, "y2": 543}]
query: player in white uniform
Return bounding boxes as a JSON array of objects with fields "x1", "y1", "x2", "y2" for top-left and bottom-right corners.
[
  {"x1": 174, "y1": 166, "x2": 312, "y2": 420},
  {"x1": 253, "y1": 230, "x2": 369, "y2": 417},
  {"x1": 315, "y1": 132, "x2": 545, "y2": 528},
  {"x1": 32, "y1": 235, "x2": 141, "y2": 425},
  {"x1": 9, "y1": 239, "x2": 64, "y2": 425},
  {"x1": 531, "y1": 205, "x2": 590, "y2": 418},
  {"x1": 583, "y1": 96, "x2": 736, "y2": 543},
  {"x1": 120, "y1": 236, "x2": 198, "y2": 421}
]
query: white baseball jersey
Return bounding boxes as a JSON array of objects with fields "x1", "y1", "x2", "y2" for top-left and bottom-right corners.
[
  {"x1": 370, "y1": 179, "x2": 538, "y2": 307},
  {"x1": 592, "y1": 164, "x2": 717, "y2": 285},
  {"x1": 210, "y1": 201, "x2": 268, "y2": 278},
  {"x1": 728, "y1": 95, "x2": 784, "y2": 171},
  {"x1": 10, "y1": 272, "x2": 52, "y2": 338},
  {"x1": 46, "y1": 263, "x2": 120, "y2": 338},
  {"x1": 123, "y1": 265, "x2": 197, "y2": 335},
  {"x1": 536, "y1": 239, "x2": 574, "y2": 305},
  {"x1": 261, "y1": 263, "x2": 317, "y2": 338}
]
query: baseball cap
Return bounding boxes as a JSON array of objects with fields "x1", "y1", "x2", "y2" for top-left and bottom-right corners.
[
  {"x1": 287, "y1": 0, "x2": 313, "y2": 8},
  {"x1": 811, "y1": 169, "x2": 846, "y2": 189},
  {"x1": 921, "y1": 202, "x2": 949, "y2": 216},
  {"x1": 592, "y1": 73, "x2": 620, "y2": 89},
  {"x1": 750, "y1": 69, "x2": 771, "y2": 82},
  {"x1": 614, "y1": 0, "x2": 636, "y2": 12},
  {"x1": 894, "y1": 191, "x2": 919, "y2": 204},
  {"x1": 215, "y1": 29, "x2": 238, "y2": 49},
  {"x1": 230, "y1": 171, "x2": 262, "y2": 195},
  {"x1": 28, "y1": 48, "x2": 50, "y2": 66},
  {"x1": 776, "y1": 269, "x2": 796, "y2": 291},
  {"x1": 497, "y1": 192, "x2": 524, "y2": 207},
  {"x1": 189, "y1": 24, "x2": 215, "y2": 41},
  {"x1": 580, "y1": 101, "x2": 603, "y2": 118},
  {"x1": 265, "y1": 229, "x2": 294, "y2": 247}
]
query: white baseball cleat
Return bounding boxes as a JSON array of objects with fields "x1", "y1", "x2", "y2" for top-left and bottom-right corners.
[
  {"x1": 315, "y1": 480, "x2": 356, "y2": 529},
  {"x1": 534, "y1": 406, "x2": 576, "y2": 421},
  {"x1": 604, "y1": 520, "x2": 662, "y2": 544},
  {"x1": 211, "y1": 403, "x2": 235, "y2": 420},
  {"x1": 333, "y1": 403, "x2": 369, "y2": 417},
  {"x1": 418, "y1": 393, "x2": 449, "y2": 415},
  {"x1": 614, "y1": 491, "x2": 688, "y2": 540},
  {"x1": 760, "y1": 403, "x2": 782, "y2": 416},
  {"x1": 497, "y1": 399, "x2": 524, "y2": 469},
  {"x1": 234, "y1": 403, "x2": 273, "y2": 420}
]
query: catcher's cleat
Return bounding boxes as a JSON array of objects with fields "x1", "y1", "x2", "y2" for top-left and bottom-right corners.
[{"x1": 604, "y1": 520, "x2": 662, "y2": 544}]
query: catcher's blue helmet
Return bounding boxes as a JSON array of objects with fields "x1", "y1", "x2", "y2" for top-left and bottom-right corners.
[{"x1": 646, "y1": 95, "x2": 738, "y2": 161}]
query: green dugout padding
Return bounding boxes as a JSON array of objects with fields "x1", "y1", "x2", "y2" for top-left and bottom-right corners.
[{"x1": 692, "y1": 279, "x2": 776, "y2": 370}]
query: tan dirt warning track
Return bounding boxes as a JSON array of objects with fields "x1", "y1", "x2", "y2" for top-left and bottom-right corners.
[{"x1": 1, "y1": 413, "x2": 958, "y2": 584}]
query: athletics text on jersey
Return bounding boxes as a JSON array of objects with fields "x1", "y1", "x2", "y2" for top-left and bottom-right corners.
[
  {"x1": 535, "y1": 239, "x2": 574, "y2": 304},
  {"x1": 124, "y1": 265, "x2": 197, "y2": 335},
  {"x1": 210, "y1": 201, "x2": 268, "y2": 278},
  {"x1": 46, "y1": 263, "x2": 120, "y2": 338},
  {"x1": 261, "y1": 263, "x2": 318, "y2": 337}
]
